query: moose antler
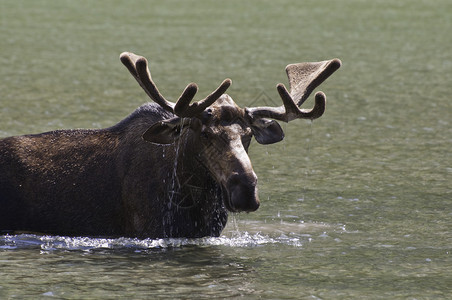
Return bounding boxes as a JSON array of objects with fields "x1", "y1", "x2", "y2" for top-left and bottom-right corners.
[
  {"x1": 120, "y1": 52, "x2": 231, "y2": 117},
  {"x1": 246, "y1": 58, "x2": 341, "y2": 122}
]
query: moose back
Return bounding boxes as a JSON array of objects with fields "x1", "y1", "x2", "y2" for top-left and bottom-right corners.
[{"x1": 0, "y1": 52, "x2": 340, "y2": 238}]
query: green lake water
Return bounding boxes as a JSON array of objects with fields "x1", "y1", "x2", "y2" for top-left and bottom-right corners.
[{"x1": 1, "y1": 0, "x2": 451, "y2": 298}]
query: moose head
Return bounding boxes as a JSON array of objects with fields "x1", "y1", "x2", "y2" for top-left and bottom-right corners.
[{"x1": 120, "y1": 52, "x2": 341, "y2": 215}]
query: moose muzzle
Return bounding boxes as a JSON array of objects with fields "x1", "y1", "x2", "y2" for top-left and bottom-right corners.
[{"x1": 225, "y1": 173, "x2": 260, "y2": 212}]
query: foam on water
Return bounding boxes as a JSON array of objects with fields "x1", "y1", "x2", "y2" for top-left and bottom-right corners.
[
  {"x1": 0, "y1": 231, "x2": 304, "y2": 252},
  {"x1": 0, "y1": 232, "x2": 294, "y2": 251},
  {"x1": 1, "y1": 219, "x2": 334, "y2": 251},
  {"x1": 0, "y1": 218, "x2": 338, "y2": 252}
]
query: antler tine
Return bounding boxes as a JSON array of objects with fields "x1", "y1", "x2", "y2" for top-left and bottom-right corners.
[
  {"x1": 135, "y1": 56, "x2": 177, "y2": 113},
  {"x1": 275, "y1": 83, "x2": 326, "y2": 121},
  {"x1": 120, "y1": 52, "x2": 175, "y2": 113},
  {"x1": 246, "y1": 58, "x2": 341, "y2": 122},
  {"x1": 174, "y1": 78, "x2": 232, "y2": 117},
  {"x1": 120, "y1": 52, "x2": 140, "y2": 79}
]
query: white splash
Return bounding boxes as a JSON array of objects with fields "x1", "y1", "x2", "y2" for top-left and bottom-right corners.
[
  {"x1": 0, "y1": 231, "x2": 303, "y2": 252},
  {"x1": 0, "y1": 220, "x2": 337, "y2": 252}
]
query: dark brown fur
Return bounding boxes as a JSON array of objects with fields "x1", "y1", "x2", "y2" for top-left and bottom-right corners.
[{"x1": 0, "y1": 104, "x2": 230, "y2": 238}]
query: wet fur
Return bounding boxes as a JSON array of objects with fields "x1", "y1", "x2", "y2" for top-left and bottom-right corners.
[{"x1": 0, "y1": 103, "x2": 227, "y2": 238}]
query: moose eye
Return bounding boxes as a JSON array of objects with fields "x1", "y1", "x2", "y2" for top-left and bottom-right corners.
[{"x1": 200, "y1": 131, "x2": 210, "y2": 140}]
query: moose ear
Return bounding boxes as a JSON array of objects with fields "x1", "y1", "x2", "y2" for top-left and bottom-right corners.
[
  {"x1": 142, "y1": 117, "x2": 201, "y2": 145},
  {"x1": 251, "y1": 118, "x2": 285, "y2": 144}
]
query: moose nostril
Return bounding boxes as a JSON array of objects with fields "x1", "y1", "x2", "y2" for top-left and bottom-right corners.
[
  {"x1": 248, "y1": 198, "x2": 260, "y2": 212},
  {"x1": 228, "y1": 172, "x2": 257, "y2": 187},
  {"x1": 228, "y1": 173, "x2": 242, "y2": 186},
  {"x1": 227, "y1": 173, "x2": 259, "y2": 212}
]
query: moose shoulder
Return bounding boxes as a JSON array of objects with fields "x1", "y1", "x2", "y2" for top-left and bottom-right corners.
[{"x1": 0, "y1": 52, "x2": 340, "y2": 238}]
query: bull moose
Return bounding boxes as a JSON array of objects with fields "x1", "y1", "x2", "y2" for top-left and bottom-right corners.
[{"x1": 0, "y1": 52, "x2": 341, "y2": 238}]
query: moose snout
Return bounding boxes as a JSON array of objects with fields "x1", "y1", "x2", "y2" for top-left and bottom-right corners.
[{"x1": 226, "y1": 173, "x2": 260, "y2": 212}]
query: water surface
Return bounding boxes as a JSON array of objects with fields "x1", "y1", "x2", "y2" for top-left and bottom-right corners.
[{"x1": 1, "y1": 0, "x2": 451, "y2": 298}]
